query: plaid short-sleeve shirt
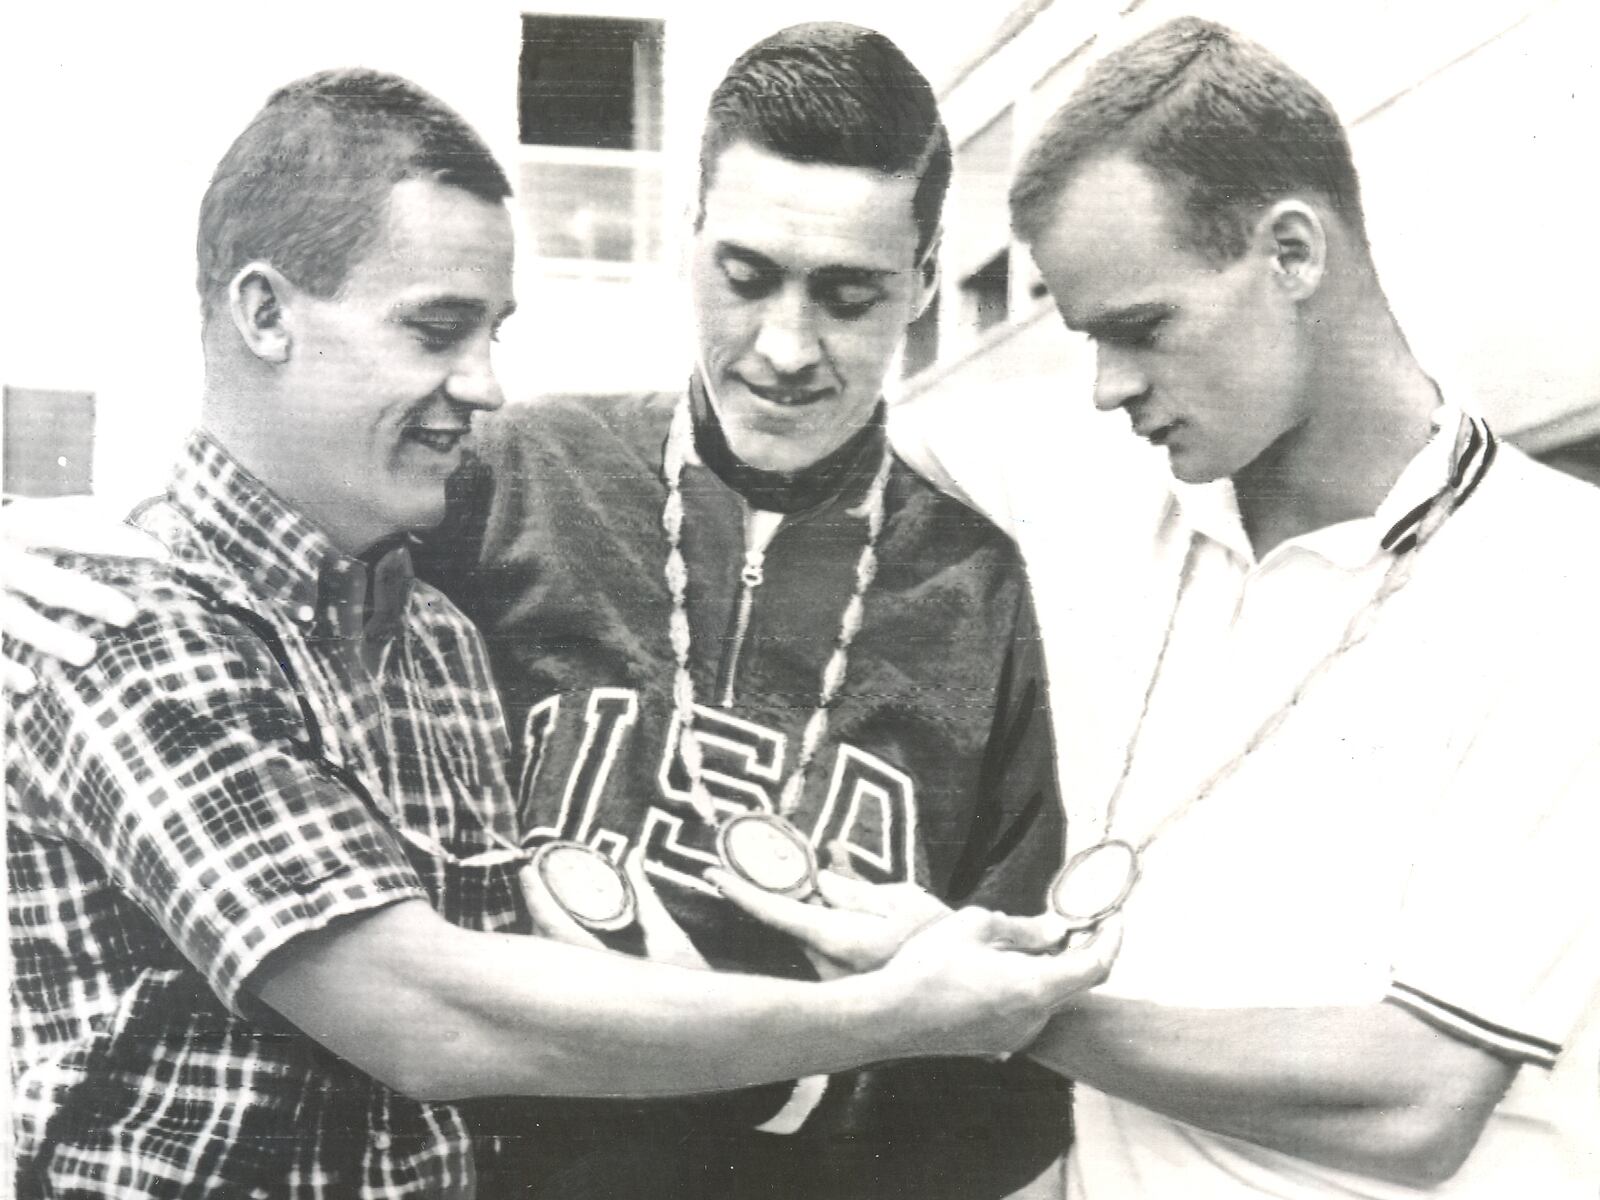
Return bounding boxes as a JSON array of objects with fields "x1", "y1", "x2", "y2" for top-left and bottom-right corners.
[{"x1": 7, "y1": 432, "x2": 526, "y2": 1199}]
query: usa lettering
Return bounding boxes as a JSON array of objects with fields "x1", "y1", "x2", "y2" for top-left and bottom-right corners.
[{"x1": 518, "y1": 690, "x2": 913, "y2": 893}]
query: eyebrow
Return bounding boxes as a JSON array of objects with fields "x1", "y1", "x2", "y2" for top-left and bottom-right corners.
[
  {"x1": 399, "y1": 297, "x2": 519, "y2": 324},
  {"x1": 1074, "y1": 302, "x2": 1172, "y2": 339},
  {"x1": 716, "y1": 242, "x2": 895, "y2": 284}
]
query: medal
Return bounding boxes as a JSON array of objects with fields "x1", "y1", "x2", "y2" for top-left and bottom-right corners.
[
  {"x1": 717, "y1": 812, "x2": 819, "y2": 898},
  {"x1": 530, "y1": 841, "x2": 636, "y2": 932},
  {"x1": 1049, "y1": 839, "x2": 1139, "y2": 929}
]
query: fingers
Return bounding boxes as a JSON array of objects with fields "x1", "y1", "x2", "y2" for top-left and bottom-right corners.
[
  {"x1": 1, "y1": 496, "x2": 169, "y2": 561},
  {"x1": 0, "y1": 546, "x2": 139, "y2": 628},
  {"x1": 812, "y1": 869, "x2": 894, "y2": 913},
  {"x1": 706, "y1": 867, "x2": 830, "y2": 944},
  {"x1": 1033, "y1": 915, "x2": 1122, "y2": 1004},
  {"x1": 813, "y1": 872, "x2": 950, "y2": 939},
  {"x1": 823, "y1": 839, "x2": 866, "y2": 881},
  {"x1": 625, "y1": 847, "x2": 708, "y2": 971},
  {"x1": 978, "y1": 909, "x2": 1074, "y2": 954},
  {"x1": 518, "y1": 861, "x2": 606, "y2": 950},
  {"x1": 1, "y1": 657, "x2": 37, "y2": 695},
  {"x1": 1, "y1": 591, "x2": 98, "y2": 667}
]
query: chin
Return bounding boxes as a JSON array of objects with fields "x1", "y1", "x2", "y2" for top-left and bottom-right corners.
[
  {"x1": 740, "y1": 442, "x2": 822, "y2": 473},
  {"x1": 390, "y1": 492, "x2": 449, "y2": 536}
]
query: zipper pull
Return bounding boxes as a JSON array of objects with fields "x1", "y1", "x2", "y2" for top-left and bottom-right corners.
[{"x1": 741, "y1": 548, "x2": 765, "y2": 588}]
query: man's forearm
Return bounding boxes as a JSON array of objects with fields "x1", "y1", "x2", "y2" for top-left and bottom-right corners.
[
  {"x1": 253, "y1": 900, "x2": 916, "y2": 1102},
  {"x1": 253, "y1": 898, "x2": 1097, "y2": 1105},
  {"x1": 1029, "y1": 994, "x2": 1516, "y2": 1187}
]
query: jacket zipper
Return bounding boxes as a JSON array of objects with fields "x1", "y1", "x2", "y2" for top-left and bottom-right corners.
[{"x1": 718, "y1": 542, "x2": 765, "y2": 707}]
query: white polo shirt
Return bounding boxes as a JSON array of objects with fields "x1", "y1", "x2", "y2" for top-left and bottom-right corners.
[{"x1": 891, "y1": 394, "x2": 1600, "y2": 1198}]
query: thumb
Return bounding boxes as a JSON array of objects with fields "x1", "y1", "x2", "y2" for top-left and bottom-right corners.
[
  {"x1": 823, "y1": 839, "x2": 867, "y2": 882},
  {"x1": 519, "y1": 860, "x2": 606, "y2": 949},
  {"x1": 626, "y1": 847, "x2": 708, "y2": 970},
  {"x1": 1038, "y1": 914, "x2": 1122, "y2": 1002},
  {"x1": 983, "y1": 910, "x2": 1075, "y2": 954}
]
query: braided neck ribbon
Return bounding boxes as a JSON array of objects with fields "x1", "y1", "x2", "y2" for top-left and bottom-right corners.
[
  {"x1": 661, "y1": 392, "x2": 894, "y2": 824},
  {"x1": 1051, "y1": 413, "x2": 1492, "y2": 931},
  {"x1": 1108, "y1": 412, "x2": 1484, "y2": 854}
]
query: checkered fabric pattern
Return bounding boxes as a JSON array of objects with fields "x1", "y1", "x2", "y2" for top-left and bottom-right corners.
[{"x1": 7, "y1": 431, "x2": 524, "y2": 1198}]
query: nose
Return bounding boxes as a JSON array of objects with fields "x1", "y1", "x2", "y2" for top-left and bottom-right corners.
[
  {"x1": 446, "y1": 331, "x2": 505, "y2": 413},
  {"x1": 752, "y1": 285, "x2": 823, "y2": 378},
  {"x1": 1092, "y1": 345, "x2": 1148, "y2": 412}
]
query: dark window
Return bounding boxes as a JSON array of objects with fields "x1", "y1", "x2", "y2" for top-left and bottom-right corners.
[
  {"x1": 903, "y1": 287, "x2": 941, "y2": 378},
  {"x1": 961, "y1": 250, "x2": 1011, "y2": 335},
  {"x1": 3, "y1": 386, "x2": 94, "y2": 498},
  {"x1": 519, "y1": 15, "x2": 663, "y2": 151}
]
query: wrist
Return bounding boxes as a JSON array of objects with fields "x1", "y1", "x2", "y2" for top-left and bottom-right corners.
[{"x1": 817, "y1": 969, "x2": 926, "y2": 1062}]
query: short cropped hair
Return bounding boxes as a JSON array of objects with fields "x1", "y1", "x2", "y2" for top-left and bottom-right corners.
[
  {"x1": 1009, "y1": 18, "x2": 1365, "y2": 262},
  {"x1": 698, "y1": 23, "x2": 951, "y2": 260},
  {"x1": 197, "y1": 69, "x2": 511, "y2": 318}
]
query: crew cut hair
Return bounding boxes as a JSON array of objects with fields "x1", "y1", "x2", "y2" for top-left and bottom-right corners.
[
  {"x1": 1009, "y1": 18, "x2": 1366, "y2": 262},
  {"x1": 197, "y1": 68, "x2": 511, "y2": 319},
  {"x1": 698, "y1": 22, "x2": 951, "y2": 260}
]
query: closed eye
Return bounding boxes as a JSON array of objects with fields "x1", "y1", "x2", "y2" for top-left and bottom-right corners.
[
  {"x1": 719, "y1": 254, "x2": 778, "y2": 300},
  {"x1": 1084, "y1": 310, "x2": 1170, "y2": 350},
  {"x1": 815, "y1": 281, "x2": 885, "y2": 320},
  {"x1": 409, "y1": 320, "x2": 472, "y2": 352},
  {"x1": 1100, "y1": 322, "x2": 1162, "y2": 349}
]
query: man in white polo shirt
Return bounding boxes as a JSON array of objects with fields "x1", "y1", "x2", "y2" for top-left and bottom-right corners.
[{"x1": 723, "y1": 15, "x2": 1599, "y2": 1199}]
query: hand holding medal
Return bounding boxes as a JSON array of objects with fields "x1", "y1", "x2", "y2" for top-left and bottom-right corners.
[
  {"x1": 528, "y1": 841, "x2": 637, "y2": 932},
  {"x1": 717, "y1": 812, "x2": 820, "y2": 899},
  {"x1": 1047, "y1": 839, "x2": 1139, "y2": 937}
]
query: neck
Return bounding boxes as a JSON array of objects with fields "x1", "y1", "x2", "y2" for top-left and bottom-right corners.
[
  {"x1": 201, "y1": 376, "x2": 381, "y2": 559},
  {"x1": 1233, "y1": 295, "x2": 1440, "y2": 558},
  {"x1": 690, "y1": 380, "x2": 884, "y2": 514}
]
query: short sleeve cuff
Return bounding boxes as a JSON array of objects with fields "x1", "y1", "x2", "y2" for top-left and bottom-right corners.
[
  {"x1": 196, "y1": 819, "x2": 427, "y2": 1015},
  {"x1": 1385, "y1": 981, "x2": 1562, "y2": 1069}
]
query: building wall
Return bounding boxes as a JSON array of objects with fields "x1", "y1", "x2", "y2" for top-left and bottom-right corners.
[{"x1": 909, "y1": 0, "x2": 1600, "y2": 461}]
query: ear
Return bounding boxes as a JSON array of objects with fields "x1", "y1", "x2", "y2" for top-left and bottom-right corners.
[
  {"x1": 1257, "y1": 200, "x2": 1326, "y2": 302},
  {"x1": 227, "y1": 263, "x2": 294, "y2": 364},
  {"x1": 911, "y1": 230, "x2": 942, "y2": 321}
]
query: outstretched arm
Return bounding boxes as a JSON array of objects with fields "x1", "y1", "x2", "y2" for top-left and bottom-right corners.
[
  {"x1": 714, "y1": 873, "x2": 1513, "y2": 1187},
  {"x1": 250, "y1": 894, "x2": 1119, "y2": 1102},
  {"x1": 1028, "y1": 996, "x2": 1515, "y2": 1188}
]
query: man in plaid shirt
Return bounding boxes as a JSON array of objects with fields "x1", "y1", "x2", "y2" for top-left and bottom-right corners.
[{"x1": 3, "y1": 71, "x2": 1116, "y2": 1198}]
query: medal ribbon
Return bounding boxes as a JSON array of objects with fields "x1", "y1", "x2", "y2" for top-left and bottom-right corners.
[
  {"x1": 662, "y1": 388, "x2": 894, "y2": 824},
  {"x1": 1103, "y1": 411, "x2": 1496, "y2": 858}
]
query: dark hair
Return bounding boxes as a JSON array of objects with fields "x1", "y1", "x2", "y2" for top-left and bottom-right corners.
[
  {"x1": 1010, "y1": 18, "x2": 1365, "y2": 261},
  {"x1": 698, "y1": 22, "x2": 951, "y2": 260},
  {"x1": 197, "y1": 69, "x2": 511, "y2": 318}
]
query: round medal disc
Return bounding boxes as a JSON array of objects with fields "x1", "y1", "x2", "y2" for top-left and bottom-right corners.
[
  {"x1": 531, "y1": 841, "x2": 636, "y2": 932},
  {"x1": 717, "y1": 813, "x2": 818, "y2": 898},
  {"x1": 1049, "y1": 839, "x2": 1139, "y2": 929}
]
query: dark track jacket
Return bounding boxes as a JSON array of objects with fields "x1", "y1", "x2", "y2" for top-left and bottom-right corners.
[{"x1": 418, "y1": 391, "x2": 1070, "y2": 1199}]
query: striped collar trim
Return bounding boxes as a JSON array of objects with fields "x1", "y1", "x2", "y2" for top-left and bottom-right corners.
[
  {"x1": 1380, "y1": 411, "x2": 1497, "y2": 554},
  {"x1": 1169, "y1": 406, "x2": 1498, "y2": 567}
]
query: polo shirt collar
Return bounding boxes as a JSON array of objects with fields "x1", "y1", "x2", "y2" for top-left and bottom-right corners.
[{"x1": 1169, "y1": 402, "x2": 1495, "y2": 571}]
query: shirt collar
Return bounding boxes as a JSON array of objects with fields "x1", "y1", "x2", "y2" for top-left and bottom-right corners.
[
  {"x1": 1169, "y1": 402, "x2": 1496, "y2": 571},
  {"x1": 170, "y1": 430, "x2": 414, "y2": 647}
]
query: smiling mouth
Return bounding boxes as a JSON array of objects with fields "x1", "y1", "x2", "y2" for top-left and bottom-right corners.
[
  {"x1": 741, "y1": 380, "x2": 833, "y2": 408},
  {"x1": 402, "y1": 426, "x2": 470, "y2": 454}
]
